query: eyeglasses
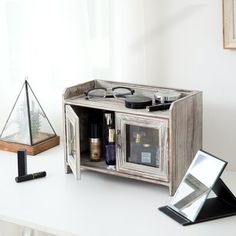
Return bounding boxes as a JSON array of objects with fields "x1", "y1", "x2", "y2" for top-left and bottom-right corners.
[{"x1": 84, "y1": 87, "x2": 135, "y2": 100}]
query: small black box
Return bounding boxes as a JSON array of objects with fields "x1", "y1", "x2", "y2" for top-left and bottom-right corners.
[{"x1": 125, "y1": 96, "x2": 152, "y2": 109}]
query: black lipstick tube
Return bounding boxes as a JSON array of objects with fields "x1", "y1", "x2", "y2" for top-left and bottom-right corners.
[
  {"x1": 15, "y1": 171, "x2": 46, "y2": 183},
  {"x1": 146, "y1": 103, "x2": 171, "y2": 112},
  {"x1": 17, "y1": 150, "x2": 27, "y2": 176}
]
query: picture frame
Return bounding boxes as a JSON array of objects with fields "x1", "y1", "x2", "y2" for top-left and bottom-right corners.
[{"x1": 223, "y1": 0, "x2": 236, "y2": 48}]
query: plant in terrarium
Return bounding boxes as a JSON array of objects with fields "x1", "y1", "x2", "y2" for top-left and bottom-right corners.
[
  {"x1": 30, "y1": 100, "x2": 42, "y2": 142},
  {"x1": 16, "y1": 100, "x2": 30, "y2": 144}
]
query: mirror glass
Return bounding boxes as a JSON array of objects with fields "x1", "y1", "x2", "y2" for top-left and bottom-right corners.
[{"x1": 169, "y1": 150, "x2": 227, "y2": 222}]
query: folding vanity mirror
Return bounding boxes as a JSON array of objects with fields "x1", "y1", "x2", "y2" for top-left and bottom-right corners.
[{"x1": 159, "y1": 150, "x2": 236, "y2": 225}]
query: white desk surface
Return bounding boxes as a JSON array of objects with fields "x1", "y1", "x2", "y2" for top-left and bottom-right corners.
[{"x1": 0, "y1": 145, "x2": 235, "y2": 236}]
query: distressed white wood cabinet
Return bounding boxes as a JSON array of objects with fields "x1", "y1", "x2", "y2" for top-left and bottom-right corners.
[{"x1": 62, "y1": 80, "x2": 202, "y2": 195}]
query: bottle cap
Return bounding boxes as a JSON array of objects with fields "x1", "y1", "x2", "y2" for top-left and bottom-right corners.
[
  {"x1": 143, "y1": 143, "x2": 151, "y2": 148},
  {"x1": 154, "y1": 90, "x2": 181, "y2": 104},
  {"x1": 135, "y1": 133, "x2": 141, "y2": 143},
  {"x1": 108, "y1": 128, "x2": 115, "y2": 143},
  {"x1": 90, "y1": 123, "x2": 100, "y2": 138},
  {"x1": 105, "y1": 113, "x2": 113, "y2": 125}
]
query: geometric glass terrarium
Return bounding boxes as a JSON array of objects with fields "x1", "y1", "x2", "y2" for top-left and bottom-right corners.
[{"x1": 0, "y1": 80, "x2": 60, "y2": 155}]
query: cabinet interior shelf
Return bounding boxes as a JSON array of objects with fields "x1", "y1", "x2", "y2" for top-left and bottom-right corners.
[{"x1": 63, "y1": 80, "x2": 202, "y2": 195}]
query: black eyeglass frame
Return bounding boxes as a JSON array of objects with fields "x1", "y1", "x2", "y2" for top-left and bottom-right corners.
[{"x1": 84, "y1": 86, "x2": 135, "y2": 99}]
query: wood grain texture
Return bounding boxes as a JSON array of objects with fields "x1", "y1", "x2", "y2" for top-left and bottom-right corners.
[
  {"x1": 80, "y1": 154, "x2": 169, "y2": 186},
  {"x1": 115, "y1": 112, "x2": 169, "y2": 182},
  {"x1": 64, "y1": 80, "x2": 96, "y2": 99},
  {"x1": 65, "y1": 105, "x2": 81, "y2": 179},
  {"x1": 62, "y1": 80, "x2": 202, "y2": 195},
  {"x1": 0, "y1": 136, "x2": 60, "y2": 156},
  {"x1": 169, "y1": 92, "x2": 202, "y2": 195}
]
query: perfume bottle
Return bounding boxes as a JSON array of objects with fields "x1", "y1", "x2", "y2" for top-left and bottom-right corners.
[
  {"x1": 89, "y1": 123, "x2": 101, "y2": 161},
  {"x1": 140, "y1": 142, "x2": 157, "y2": 167},
  {"x1": 129, "y1": 132, "x2": 141, "y2": 163},
  {"x1": 104, "y1": 113, "x2": 116, "y2": 165},
  {"x1": 129, "y1": 128, "x2": 158, "y2": 167}
]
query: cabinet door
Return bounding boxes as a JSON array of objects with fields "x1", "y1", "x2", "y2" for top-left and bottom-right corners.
[
  {"x1": 65, "y1": 105, "x2": 80, "y2": 179},
  {"x1": 116, "y1": 113, "x2": 168, "y2": 181}
]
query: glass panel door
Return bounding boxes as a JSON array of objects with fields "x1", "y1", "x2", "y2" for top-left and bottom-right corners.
[
  {"x1": 65, "y1": 105, "x2": 80, "y2": 179},
  {"x1": 126, "y1": 125, "x2": 160, "y2": 168},
  {"x1": 116, "y1": 113, "x2": 168, "y2": 181}
]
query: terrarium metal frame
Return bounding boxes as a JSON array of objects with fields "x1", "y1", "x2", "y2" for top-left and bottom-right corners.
[{"x1": 0, "y1": 80, "x2": 60, "y2": 155}]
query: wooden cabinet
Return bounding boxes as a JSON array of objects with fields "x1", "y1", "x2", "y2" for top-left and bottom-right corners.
[{"x1": 62, "y1": 80, "x2": 202, "y2": 195}]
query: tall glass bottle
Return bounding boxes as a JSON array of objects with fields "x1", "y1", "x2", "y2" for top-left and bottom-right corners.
[
  {"x1": 89, "y1": 123, "x2": 101, "y2": 161},
  {"x1": 104, "y1": 113, "x2": 116, "y2": 165},
  {"x1": 139, "y1": 138, "x2": 157, "y2": 167}
]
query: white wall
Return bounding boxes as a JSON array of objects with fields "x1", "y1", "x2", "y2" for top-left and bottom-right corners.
[
  {"x1": 110, "y1": 0, "x2": 236, "y2": 171},
  {"x1": 0, "y1": 0, "x2": 92, "y2": 135},
  {"x1": 0, "y1": 0, "x2": 236, "y2": 170}
]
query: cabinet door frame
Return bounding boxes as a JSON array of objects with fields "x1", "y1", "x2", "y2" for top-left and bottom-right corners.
[
  {"x1": 116, "y1": 112, "x2": 168, "y2": 181},
  {"x1": 65, "y1": 105, "x2": 80, "y2": 179}
]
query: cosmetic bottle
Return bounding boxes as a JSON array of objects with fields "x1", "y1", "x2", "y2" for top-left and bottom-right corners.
[
  {"x1": 140, "y1": 141, "x2": 157, "y2": 167},
  {"x1": 90, "y1": 123, "x2": 101, "y2": 161},
  {"x1": 104, "y1": 113, "x2": 116, "y2": 165},
  {"x1": 105, "y1": 129, "x2": 116, "y2": 165},
  {"x1": 129, "y1": 130, "x2": 158, "y2": 167},
  {"x1": 129, "y1": 132, "x2": 141, "y2": 163}
]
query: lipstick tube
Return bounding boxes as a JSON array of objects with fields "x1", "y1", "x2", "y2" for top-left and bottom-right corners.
[
  {"x1": 146, "y1": 103, "x2": 171, "y2": 112},
  {"x1": 15, "y1": 171, "x2": 46, "y2": 183},
  {"x1": 17, "y1": 149, "x2": 27, "y2": 176}
]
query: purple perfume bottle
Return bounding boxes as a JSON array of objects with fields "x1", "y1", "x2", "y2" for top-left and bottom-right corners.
[{"x1": 104, "y1": 113, "x2": 116, "y2": 165}]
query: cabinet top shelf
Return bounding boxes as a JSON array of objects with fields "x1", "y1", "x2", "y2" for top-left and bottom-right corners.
[{"x1": 63, "y1": 80, "x2": 201, "y2": 119}]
